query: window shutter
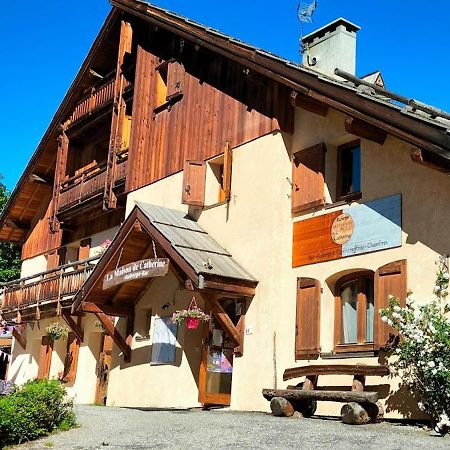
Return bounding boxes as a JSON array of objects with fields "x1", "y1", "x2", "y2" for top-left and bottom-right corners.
[
  {"x1": 295, "y1": 277, "x2": 321, "y2": 359},
  {"x1": 37, "y1": 336, "x2": 53, "y2": 379},
  {"x1": 46, "y1": 247, "x2": 66, "y2": 271},
  {"x1": 292, "y1": 143, "x2": 326, "y2": 213},
  {"x1": 374, "y1": 260, "x2": 407, "y2": 349},
  {"x1": 222, "y1": 142, "x2": 233, "y2": 202},
  {"x1": 182, "y1": 160, "x2": 206, "y2": 207},
  {"x1": 78, "y1": 238, "x2": 91, "y2": 261},
  {"x1": 62, "y1": 332, "x2": 80, "y2": 383},
  {"x1": 167, "y1": 61, "x2": 183, "y2": 99}
]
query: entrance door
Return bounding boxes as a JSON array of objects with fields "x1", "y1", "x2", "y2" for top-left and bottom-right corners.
[
  {"x1": 95, "y1": 334, "x2": 113, "y2": 405},
  {"x1": 198, "y1": 300, "x2": 240, "y2": 406}
]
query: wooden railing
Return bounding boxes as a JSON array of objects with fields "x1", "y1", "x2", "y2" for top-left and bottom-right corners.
[
  {"x1": 68, "y1": 76, "x2": 131, "y2": 125},
  {"x1": 0, "y1": 256, "x2": 99, "y2": 311},
  {"x1": 58, "y1": 152, "x2": 128, "y2": 211}
]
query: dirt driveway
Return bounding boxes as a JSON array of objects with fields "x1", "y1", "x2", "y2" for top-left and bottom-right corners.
[{"x1": 16, "y1": 405, "x2": 450, "y2": 449}]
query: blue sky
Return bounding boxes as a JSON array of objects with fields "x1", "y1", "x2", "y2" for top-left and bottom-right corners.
[{"x1": 2, "y1": 0, "x2": 449, "y2": 190}]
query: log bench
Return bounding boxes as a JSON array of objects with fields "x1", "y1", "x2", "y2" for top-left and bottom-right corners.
[{"x1": 262, "y1": 364, "x2": 390, "y2": 424}]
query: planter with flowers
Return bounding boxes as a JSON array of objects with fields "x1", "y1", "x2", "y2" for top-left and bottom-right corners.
[
  {"x1": 171, "y1": 297, "x2": 210, "y2": 330},
  {"x1": 46, "y1": 322, "x2": 69, "y2": 341},
  {"x1": 96, "y1": 239, "x2": 112, "y2": 257}
]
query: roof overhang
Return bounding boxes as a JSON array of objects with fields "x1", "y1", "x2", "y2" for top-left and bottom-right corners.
[{"x1": 72, "y1": 204, "x2": 258, "y2": 314}]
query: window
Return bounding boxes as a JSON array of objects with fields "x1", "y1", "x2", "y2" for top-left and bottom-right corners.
[
  {"x1": 334, "y1": 271, "x2": 374, "y2": 352},
  {"x1": 337, "y1": 140, "x2": 361, "y2": 201},
  {"x1": 155, "y1": 64, "x2": 168, "y2": 109},
  {"x1": 206, "y1": 143, "x2": 233, "y2": 205},
  {"x1": 150, "y1": 316, "x2": 178, "y2": 365},
  {"x1": 154, "y1": 59, "x2": 184, "y2": 111}
]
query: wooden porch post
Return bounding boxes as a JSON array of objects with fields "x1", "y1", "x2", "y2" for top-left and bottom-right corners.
[{"x1": 104, "y1": 20, "x2": 133, "y2": 211}]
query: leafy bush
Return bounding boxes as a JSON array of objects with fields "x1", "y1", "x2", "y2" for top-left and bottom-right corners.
[
  {"x1": 0, "y1": 379, "x2": 76, "y2": 448},
  {"x1": 379, "y1": 256, "x2": 450, "y2": 434}
]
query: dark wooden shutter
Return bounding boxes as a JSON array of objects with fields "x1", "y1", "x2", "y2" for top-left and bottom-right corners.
[
  {"x1": 78, "y1": 238, "x2": 91, "y2": 261},
  {"x1": 374, "y1": 260, "x2": 407, "y2": 349},
  {"x1": 295, "y1": 277, "x2": 321, "y2": 359},
  {"x1": 167, "y1": 61, "x2": 184, "y2": 99},
  {"x1": 37, "y1": 336, "x2": 53, "y2": 379},
  {"x1": 182, "y1": 160, "x2": 206, "y2": 207},
  {"x1": 292, "y1": 143, "x2": 326, "y2": 213},
  {"x1": 62, "y1": 332, "x2": 80, "y2": 383}
]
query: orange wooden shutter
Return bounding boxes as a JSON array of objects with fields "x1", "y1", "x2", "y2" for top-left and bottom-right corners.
[
  {"x1": 78, "y1": 238, "x2": 91, "y2": 261},
  {"x1": 37, "y1": 336, "x2": 53, "y2": 379},
  {"x1": 222, "y1": 142, "x2": 233, "y2": 202},
  {"x1": 182, "y1": 160, "x2": 206, "y2": 207},
  {"x1": 291, "y1": 143, "x2": 326, "y2": 213},
  {"x1": 46, "y1": 247, "x2": 66, "y2": 271},
  {"x1": 374, "y1": 260, "x2": 407, "y2": 349},
  {"x1": 295, "y1": 277, "x2": 321, "y2": 359},
  {"x1": 63, "y1": 332, "x2": 80, "y2": 383}
]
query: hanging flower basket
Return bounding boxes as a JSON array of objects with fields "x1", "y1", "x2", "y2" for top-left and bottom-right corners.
[
  {"x1": 171, "y1": 297, "x2": 210, "y2": 329},
  {"x1": 46, "y1": 322, "x2": 69, "y2": 341}
]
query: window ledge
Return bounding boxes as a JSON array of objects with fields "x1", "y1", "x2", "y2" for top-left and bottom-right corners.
[{"x1": 321, "y1": 351, "x2": 376, "y2": 359}]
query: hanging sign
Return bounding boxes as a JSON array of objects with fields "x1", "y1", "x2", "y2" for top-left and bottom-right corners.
[
  {"x1": 293, "y1": 194, "x2": 402, "y2": 267},
  {"x1": 103, "y1": 258, "x2": 170, "y2": 290}
]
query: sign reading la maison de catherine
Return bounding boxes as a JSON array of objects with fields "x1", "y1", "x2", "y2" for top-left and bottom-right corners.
[
  {"x1": 293, "y1": 194, "x2": 402, "y2": 267},
  {"x1": 103, "y1": 258, "x2": 170, "y2": 290}
]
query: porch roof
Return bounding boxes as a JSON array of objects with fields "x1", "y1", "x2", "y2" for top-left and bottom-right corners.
[{"x1": 72, "y1": 203, "x2": 257, "y2": 313}]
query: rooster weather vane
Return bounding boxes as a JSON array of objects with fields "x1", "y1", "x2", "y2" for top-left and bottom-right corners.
[{"x1": 298, "y1": 1, "x2": 318, "y2": 56}]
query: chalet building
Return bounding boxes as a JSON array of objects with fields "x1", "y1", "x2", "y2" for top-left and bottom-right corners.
[{"x1": 1, "y1": 0, "x2": 450, "y2": 418}]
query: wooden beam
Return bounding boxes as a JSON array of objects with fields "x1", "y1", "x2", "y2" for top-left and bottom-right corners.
[
  {"x1": 12, "y1": 327, "x2": 27, "y2": 350},
  {"x1": 283, "y1": 364, "x2": 390, "y2": 381},
  {"x1": 80, "y1": 301, "x2": 133, "y2": 318},
  {"x1": 29, "y1": 173, "x2": 53, "y2": 185},
  {"x1": 410, "y1": 149, "x2": 450, "y2": 173},
  {"x1": 202, "y1": 294, "x2": 241, "y2": 348},
  {"x1": 290, "y1": 90, "x2": 328, "y2": 117},
  {"x1": 5, "y1": 219, "x2": 31, "y2": 231},
  {"x1": 62, "y1": 312, "x2": 84, "y2": 342},
  {"x1": 95, "y1": 311, "x2": 131, "y2": 363},
  {"x1": 345, "y1": 117, "x2": 387, "y2": 145},
  {"x1": 126, "y1": 309, "x2": 135, "y2": 347},
  {"x1": 201, "y1": 280, "x2": 256, "y2": 297}
]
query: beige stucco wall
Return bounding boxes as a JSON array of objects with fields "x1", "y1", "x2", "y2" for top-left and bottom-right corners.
[
  {"x1": 107, "y1": 271, "x2": 204, "y2": 408},
  {"x1": 119, "y1": 107, "x2": 450, "y2": 419},
  {"x1": 8, "y1": 313, "x2": 102, "y2": 405}
]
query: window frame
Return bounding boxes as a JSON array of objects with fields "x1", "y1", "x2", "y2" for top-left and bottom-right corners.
[
  {"x1": 336, "y1": 140, "x2": 362, "y2": 202},
  {"x1": 334, "y1": 271, "x2": 374, "y2": 353}
]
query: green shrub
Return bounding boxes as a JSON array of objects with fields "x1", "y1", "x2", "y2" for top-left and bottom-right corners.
[{"x1": 0, "y1": 379, "x2": 76, "y2": 448}]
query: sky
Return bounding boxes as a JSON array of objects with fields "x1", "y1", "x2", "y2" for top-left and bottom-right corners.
[{"x1": 2, "y1": 0, "x2": 449, "y2": 191}]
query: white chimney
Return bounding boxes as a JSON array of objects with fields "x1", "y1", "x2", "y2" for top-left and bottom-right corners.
[{"x1": 302, "y1": 18, "x2": 360, "y2": 79}]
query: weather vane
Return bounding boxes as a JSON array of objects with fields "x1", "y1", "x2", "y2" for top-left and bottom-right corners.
[{"x1": 298, "y1": 1, "x2": 318, "y2": 55}]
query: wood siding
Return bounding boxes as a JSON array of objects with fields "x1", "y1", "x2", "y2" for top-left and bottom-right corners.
[
  {"x1": 126, "y1": 37, "x2": 293, "y2": 192},
  {"x1": 21, "y1": 196, "x2": 62, "y2": 261}
]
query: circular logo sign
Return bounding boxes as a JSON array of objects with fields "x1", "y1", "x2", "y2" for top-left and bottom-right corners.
[{"x1": 331, "y1": 213, "x2": 354, "y2": 245}]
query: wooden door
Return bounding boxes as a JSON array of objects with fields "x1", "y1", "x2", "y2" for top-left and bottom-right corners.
[{"x1": 95, "y1": 334, "x2": 113, "y2": 405}]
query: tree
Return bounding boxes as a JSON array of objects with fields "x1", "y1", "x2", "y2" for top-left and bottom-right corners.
[{"x1": 0, "y1": 176, "x2": 21, "y2": 282}]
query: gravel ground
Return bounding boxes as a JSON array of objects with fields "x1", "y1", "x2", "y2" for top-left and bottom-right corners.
[{"x1": 15, "y1": 405, "x2": 450, "y2": 450}]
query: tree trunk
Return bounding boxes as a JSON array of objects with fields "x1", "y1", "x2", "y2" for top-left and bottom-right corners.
[
  {"x1": 341, "y1": 402, "x2": 370, "y2": 425},
  {"x1": 270, "y1": 397, "x2": 295, "y2": 417}
]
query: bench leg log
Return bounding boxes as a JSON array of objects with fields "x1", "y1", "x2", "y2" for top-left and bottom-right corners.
[
  {"x1": 365, "y1": 401, "x2": 384, "y2": 423},
  {"x1": 341, "y1": 402, "x2": 370, "y2": 425},
  {"x1": 270, "y1": 397, "x2": 295, "y2": 417}
]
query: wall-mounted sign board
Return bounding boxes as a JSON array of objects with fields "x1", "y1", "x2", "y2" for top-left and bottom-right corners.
[
  {"x1": 103, "y1": 258, "x2": 170, "y2": 290},
  {"x1": 293, "y1": 194, "x2": 402, "y2": 267}
]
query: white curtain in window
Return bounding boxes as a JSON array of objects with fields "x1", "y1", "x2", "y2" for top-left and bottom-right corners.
[{"x1": 341, "y1": 284, "x2": 358, "y2": 344}]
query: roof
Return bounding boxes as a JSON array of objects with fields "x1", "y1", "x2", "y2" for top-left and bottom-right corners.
[
  {"x1": 72, "y1": 202, "x2": 257, "y2": 312},
  {"x1": 3, "y1": 0, "x2": 450, "y2": 243},
  {"x1": 136, "y1": 202, "x2": 256, "y2": 281}
]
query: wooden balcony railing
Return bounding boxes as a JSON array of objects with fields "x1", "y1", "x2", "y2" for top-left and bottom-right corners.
[
  {"x1": 68, "y1": 76, "x2": 131, "y2": 125},
  {"x1": 58, "y1": 152, "x2": 128, "y2": 212},
  {"x1": 0, "y1": 256, "x2": 99, "y2": 311}
]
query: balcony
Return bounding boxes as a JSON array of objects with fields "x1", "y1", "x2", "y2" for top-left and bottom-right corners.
[
  {"x1": 68, "y1": 76, "x2": 132, "y2": 127},
  {"x1": 58, "y1": 151, "x2": 128, "y2": 214},
  {"x1": 0, "y1": 256, "x2": 99, "y2": 320}
]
